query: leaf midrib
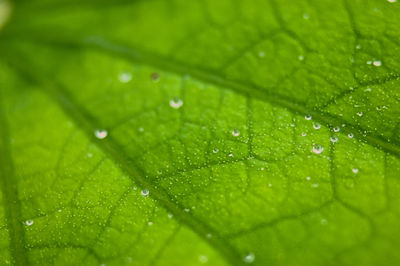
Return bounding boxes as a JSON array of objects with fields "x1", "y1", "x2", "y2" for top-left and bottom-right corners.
[{"x1": 12, "y1": 35, "x2": 400, "y2": 157}]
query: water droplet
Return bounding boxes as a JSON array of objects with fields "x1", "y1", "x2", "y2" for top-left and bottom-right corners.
[
  {"x1": 25, "y1": 220, "x2": 34, "y2": 226},
  {"x1": 169, "y1": 98, "x2": 183, "y2": 109},
  {"x1": 303, "y1": 13, "x2": 310, "y2": 19},
  {"x1": 301, "y1": 132, "x2": 307, "y2": 137},
  {"x1": 373, "y1": 60, "x2": 382, "y2": 67},
  {"x1": 228, "y1": 153, "x2": 234, "y2": 157},
  {"x1": 118, "y1": 71, "x2": 132, "y2": 83},
  {"x1": 352, "y1": 168, "x2": 359, "y2": 174},
  {"x1": 148, "y1": 221, "x2": 153, "y2": 226},
  {"x1": 306, "y1": 176, "x2": 311, "y2": 181},
  {"x1": 312, "y1": 183, "x2": 319, "y2": 188},
  {"x1": 167, "y1": 213, "x2": 173, "y2": 219},
  {"x1": 258, "y1": 51, "x2": 265, "y2": 58},
  {"x1": 141, "y1": 189, "x2": 149, "y2": 197},
  {"x1": 330, "y1": 135, "x2": 338, "y2": 143},
  {"x1": 199, "y1": 255, "x2": 208, "y2": 263},
  {"x1": 184, "y1": 208, "x2": 190, "y2": 212},
  {"x1": 206, "y1": 233, "x2": 213, "y2": 239},
  {"x1": 94, "y1": 129, "x2": 108, "y2": 139},
  {"x1": 333, "y1": 126, "x2": 340, "y2": 132},
  {"x1": 133, "y1": 186, "x2": 137, "y2": 191},
  {"x1": 138, "y1": 127, "x2": 144, "y2": 133},
  {"x1": 348, "y1": 133, "x2": 354, "y2": 138},
  {"x1": 298, "y1": 55, "x2": 304, "y2": 61},
  {"x1": 212, "y1": 148, "x2": 219, "y2": 154},
  {"x1": 313, "y1": 123, "x2": 321, "y2": 130},
  {"x1": 151, "y1": 72, "x2": 159, "y2": 82},
  {"x1": 87, "y1": 153, "x2": 93, "y2": 158},
  {"x1": 357, "y1": 112, "x2": 363, "y2": 117},
  {"x1": 312, "y1": 144, "x2": 324, "y2": 154},
  {"x1": 232, "y1": 129, "x2": 240, "y2": 137},
  {"x1": 388, "y1": 0, "x2": 397, "y2": 3},
  {"x1": 244, "y1": 253, "x2": 255, "y2": 264},
  {"x1": 305, "y1": 114, "x2": 312, "y2": 120},
  {"x1": 268, "y1": 183, "x2": 273, "y2": 187},
  {"x1": 356, "y1": 44, "x2": 361, "y2": 49}
]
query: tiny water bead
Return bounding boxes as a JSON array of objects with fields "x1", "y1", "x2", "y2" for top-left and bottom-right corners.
[
  {"x1": 306, "y1": 176, "x2": 311, "y2": 181},
  {"x1": 313, "y1": 123, "x2": 321, "y2": 130},
  {"x1": 169, "y1": 98, "x2": 183, "y2": 109},
  {"x1": 25, "y1": 220, "x2": 34, "y2": 226},
  {"x1": 357, "y1": 112, "x2": 363, "y2": 117},
  {"x1": 141, "y1": 189, "x2": 149, "y2": 197},
  {"x1": 305, "y1": 114, "x2": 312, "y2": 120},
  {"x1": 330, "y1": 135, "x2": 338, "y2": 143},
  {"x1": 348, "y1": 133, "x2": 354, "y2": 138},
  {"x1": 301, "y1": 132, "x2": 307, "y2": 137},
  {"x1": 333, "y1": 126, "x2": 340, "y2": 132},
  {"x1": 312, "y1": 144, "x2": 324, "y2": 154},
  {"x1": 373, "y1": 60, "x2": 382, "y2": 67},
  {"x1": 232, "y1": 129, "x2": 240, "y2": 137},
  {"x1": 298, "y1": 55, "x2": 305, "y2": 61},
  {"x1": 352, "y1": 168, "x2": 359, "y2": 174},
  {"x1": 212, "y1": 148, "x2": 219, "y2": 154},
  {"x1": 118, "y1": 71, "x2": 132, "y2": 83},
  {"x1": 244, "y1": 253, "x2": 255, "y2": 264},
  {"x1": 94, "y1": 129, "x2": 108, "y2": 139},
  {"x1": 388, "y1": 0, "x2": 397, "y2": 2}
]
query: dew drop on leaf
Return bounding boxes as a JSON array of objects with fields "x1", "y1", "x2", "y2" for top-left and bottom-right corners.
[
  {"x1": 169, "y1": 98, "x2": 183, "y2": 109},
  {"x1": 348, "y1": 133, "x2": 354, "y2": 138},
  {"x1": 148, "y1": 221, "x2": 153, "y2": 226},
  {"x1": 94, "y1": 129, "x2": 108, "y2": 139},
  {"x1": 232, "y1": 129, "x2": 240, "y2": 137},
  {"x1": 118, "y1": 71, "x2": 132, "y2": 83},
  {"x1": 244, "y1": 253, "x2": 255, "y2": 264},
  {"x1": 167, "y1": 213, "x2": 173, "y2": 219},
  {"x1": 141, "y1": 189, "x2": 149, "y2": 196},
  {"x1": 333, "y1": 126, "x2": 340, "y2": 132},
  {"x1": 301, "y1": 132, "x2": 307, "y2": 137},
  {"x1": 352, "y1": 168, "x2": 359, "y2": 174},
  {"x1": 388, "y1": 0, "x2": 397, "y2": 2},
  {"x1": 313, "y1": 123, "x2": 321, "y2": 130},
  {"x1": 357, "y1": 112, "x2": 363, "y2": 117},
  {"x1": 25, "y1": 220, "x2": 34, "y2": 226},
  {"x1": 373, "y1": 60, "x2": 382, "y2": 67},
  {"x1": 305, "y1": 114, "x2": 312, "y2": 120},
  {"x1": 312, "y1": 144, "x2": 324, "y2": 154},
  {"x1": 212, "y1": 148, "x2": 219, "y2": 154},
  {"x1": 306, "y1": 176, "x2": 311, "y2": 181},
  {"x1": 330, "y1": 135, "x2": 338, "y2": 143}
]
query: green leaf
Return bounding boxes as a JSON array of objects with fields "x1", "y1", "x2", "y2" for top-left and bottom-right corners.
[{"x1": 1, "y1": 0, "x2": 400, "y2": 265}]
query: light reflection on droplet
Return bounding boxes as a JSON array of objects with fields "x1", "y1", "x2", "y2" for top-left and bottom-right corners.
[
  {"x1": 169, "y1": 98, "x2": 183, "y2": 109},
  {"x1": 141, "y1": 189, "x2": 149, "y2": 197},
  {"x1": 312, "y1": 144, "x2": 324, "y2": 154},
  {"x1": 244, "y1": 253, "x2": 255, "y2": 264},
  {"x1": 94, "y1": 129, "x2": 108, "y2": 139}
]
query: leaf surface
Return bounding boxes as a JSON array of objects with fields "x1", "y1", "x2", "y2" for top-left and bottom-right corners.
[{"x1": 0, "y1": 0, "x2": 400, "y2": 265}]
